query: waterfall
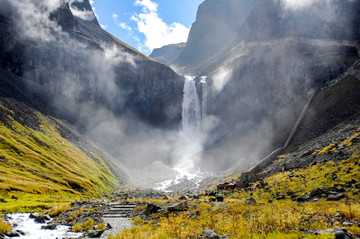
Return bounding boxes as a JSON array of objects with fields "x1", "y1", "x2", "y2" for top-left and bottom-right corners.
[
  {"x1": 182, "y1": 76, "x2": 202, "y2": 137},
  {"x1": 154, "y1": 75, "x2": 208, "y2": 191},
  {"x1": 199, "y1": 76, "x2": 207, "y2": 130}
]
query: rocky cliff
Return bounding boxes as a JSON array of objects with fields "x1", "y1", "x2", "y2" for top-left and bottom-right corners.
[
  {"x1": 0, "y1": 0, "x2": 184, "y2": 129},
  {"x1": 173, "y1": 0, "x2": 360, "y2": 172},
  {"x1": 173, "y1": 0, "x2": 257, "y2": 73}
]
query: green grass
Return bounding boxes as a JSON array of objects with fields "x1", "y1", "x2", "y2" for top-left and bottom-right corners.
[{"x1": 0, "y1": 103, "x2": 121, "y2": 212}]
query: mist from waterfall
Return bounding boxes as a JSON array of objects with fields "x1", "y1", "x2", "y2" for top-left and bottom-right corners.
[{"x1": 154, "y1": 75, "x2": 208, "y2": 191}]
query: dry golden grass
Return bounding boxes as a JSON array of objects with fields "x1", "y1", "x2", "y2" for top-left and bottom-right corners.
[{"x1": 0, "y1": 218, "x2": 11, "y2": 234}]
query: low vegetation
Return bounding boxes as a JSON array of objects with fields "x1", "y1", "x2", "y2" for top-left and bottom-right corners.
[
  {"x1": 0, "y1": 217, "x2": 11, "y2": 235},
  {"x1": 0, "y1": 103, "x2": 120, "y2": 212},
  {"x1": 72, "y1": 218, "x2": 95, "y2": 232},
  {"x1": 111, "y1": 137, "x2": 360, "y2": 238}
]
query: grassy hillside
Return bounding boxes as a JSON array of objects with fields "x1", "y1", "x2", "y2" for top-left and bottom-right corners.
[{"x1": 0, "y1": 98, "x2": 124, "y2": 212}]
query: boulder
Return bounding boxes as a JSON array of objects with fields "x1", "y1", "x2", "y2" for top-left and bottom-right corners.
[
  {"x1": 327, "y1": 194, "x2": 345, "y2": 201},
  {"x1": 209, "y1": 197, "x2": 216, "y2": 202},
  {"x1": 216, "y1": 194, "x2": 225, "y2": 202},
  {"x1": 167, "y1": 201, "x2": 188, "y2": 212},
  {"x1": 309, "y1": 188, "x2": 325, "y2": 198},
  {"x1": 199, "y1": 229, "x2": 227, "y2": 239},
  {"x1": 144, "y1": 203, "x2": 161, "y2": 216},
  {"x1": 86, "y1": 229, "x2": 105, "y2": 238},
  {"x1": 296, "y1": 196, "x2": 311, "y2": 202}
]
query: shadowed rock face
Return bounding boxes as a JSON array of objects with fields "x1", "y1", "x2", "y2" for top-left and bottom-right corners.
[
  {"x1": 173, "y1": 0, "x2": 257, "y2": 73},
  {"x1": 70, "y1": 0, "x2": 99, "y2": 26},
  {"x1": 0, "y1": 1, "x2": 184, "y2": 129},
  {"x1": 237, "y1": 0, "x2": 360, "y2": 42},
  {"x1": 150, "y1": 43, "x2": 186, "y2": 65}
]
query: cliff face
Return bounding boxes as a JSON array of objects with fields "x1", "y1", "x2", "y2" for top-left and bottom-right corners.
[
  {"x1": 173, "y1": 0, "x2": 257, "y2": 73},
  {"x1": 0, "y1": 1, "x2": 184, "y2": 129},
  {"x1": 238, "y1": 0, "x2": 360, "y2": 42},
  {"x1": 149, "y1": 43, "x2": 186, "y2": 65},
  {"x1": 174, "y1": 0, "x2": 360, "y2": 171}
]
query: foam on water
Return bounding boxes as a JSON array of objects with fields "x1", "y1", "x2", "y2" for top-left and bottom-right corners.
[{"x1": 7, "y1": 213, "x2": 82, "y2": 239}]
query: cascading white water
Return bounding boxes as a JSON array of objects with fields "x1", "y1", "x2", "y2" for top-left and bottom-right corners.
[
  {"x1": 199, "y1": 76, "x2": 207, "y2": 130},
  {"x1": 182, "y1": 76, "x2": 202, "y2": 137},
  {"x1": 154, "y1": 75, "x2": 208, "y2": 191}
]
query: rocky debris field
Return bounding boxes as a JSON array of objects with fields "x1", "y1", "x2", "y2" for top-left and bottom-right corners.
[{"x1": 264, "y1": 113, "x2": 360, "y2": 177}]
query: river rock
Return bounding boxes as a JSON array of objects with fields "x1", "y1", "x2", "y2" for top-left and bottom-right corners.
[
  {"x1": 29, "y1": 214, "x2": 51, "y2": 223},
  {"x1": 41, "y1": 224, "x2": 57, "y2": 230},
  {"x1": 5, "y1": 231, "x2": 20, "y2": 237}
]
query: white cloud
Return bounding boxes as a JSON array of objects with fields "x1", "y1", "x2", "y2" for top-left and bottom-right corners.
[
  {"x1": 130, "y1": 0, "x2": 190, "y2": 53},
  {"x1": 134, "y1": 0, "x2": 158, "y2": 13},
  {"x1": 100, "y1": 24, "x2": 108, "y2": 29},
  {"x1": 113, "y1": 13, "x2": 132, "y2": 30},
  {"x1": 119, "y1": 22, "x2": 132, "y2": 31}
]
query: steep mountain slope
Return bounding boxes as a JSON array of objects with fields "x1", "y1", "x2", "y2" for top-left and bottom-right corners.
[
  {"x1": 0, "y1": 0, "x2": 187, "y2": 201},
  {"x1": 150, "y1": 43, "x2": 186, "y2": 65},
  {"x1": 0, "y1": 70, "x2": 127, "y2": 210}
]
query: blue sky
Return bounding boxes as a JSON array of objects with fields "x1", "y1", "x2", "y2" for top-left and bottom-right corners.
[{"x1": 90, "y1": 0, "x2": 204, "y2": 55}]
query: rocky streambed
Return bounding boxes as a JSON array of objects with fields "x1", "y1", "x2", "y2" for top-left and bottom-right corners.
[{"x1": 3, "y1": 213, "x2": 82, "y2": 239}]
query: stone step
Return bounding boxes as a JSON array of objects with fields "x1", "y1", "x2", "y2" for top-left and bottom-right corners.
[
  {"x1": 103, "y1": 214, "x2": 129, "y2": 218},
  {"x1": 110, "y1": 206, "x2": 135, "y2": 209},
  {"x1": 109, "y1": 207, "x2": 134, "y2": 211},
  {"x1": 110, "y1": 204, "x2": 136, "y2": 208},
  {"x1": 105, "y1": 211, "x2": 131, "y2": 215}
]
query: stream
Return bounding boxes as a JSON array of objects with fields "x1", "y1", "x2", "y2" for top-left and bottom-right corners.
[{"x1": 6, "y1": 213, "x2": 82, "y2": 239}]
